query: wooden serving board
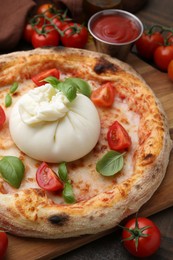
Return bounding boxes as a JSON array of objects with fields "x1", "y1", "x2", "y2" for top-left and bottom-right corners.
[{"x1": 4, "y1": 52, "x2": 173, "y2": 260}]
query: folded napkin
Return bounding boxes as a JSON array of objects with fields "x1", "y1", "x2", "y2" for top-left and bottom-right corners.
[
  {"x1": 0, "y1": 0, "x2": 36, "y2": 51},
  {"x1": 0, "y1": 0, "x2": 83, "y2": 52}
]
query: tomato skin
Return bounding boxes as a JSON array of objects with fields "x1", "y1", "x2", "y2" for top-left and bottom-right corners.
[
  {"x1": 32, "y1": 68, "x2": 60, "y2": 86},
  {"x1": 61, "y1": 23, "x2": 88, "y2": 48},
  {"x1": 135, "y1": 32, "x2": 164, "y2": 60},
  {"x1": 0, "y1": 106, "x2": 6, "y2": 128},
  {"x1": 31, "y1": 26, "x2": 60, "y2": 48},
  {"x1": 91, "y1": 82, "x2": 116, "y2": 107},
  {"x1": 168, "y1": 60, "x2": 173, "y2": 81},
  {"x1": 107, "y1": 121, "x2": 131, "y2": 152},
  {"x1": 36, "y1": 162, "x2": 64, "y2": 192},
  {"x1": 154, "y1": 45, "x2": 173, "y2": 71},
  {"x1": 122, "y1": 217, "x2": 161, "y2": 258},
  {"x1": 0, "y1": 231, "x2": 8, "y2": 258}
]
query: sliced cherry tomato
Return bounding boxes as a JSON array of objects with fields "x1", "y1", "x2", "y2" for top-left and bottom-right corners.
[
  {"x1": 107, "y1": 121, "x2": 131, "y2": 152},
  {"x1": 61, "y1": 22, "x2": 88, "y2": 48},
  {"x1": 31, "y1": 26, "x2": 60, "y2": 49},
  {"x1": 168, "y1": 59, "x2": 173, "y2": 81},
  {"x1": 91, "y1": 82, "x2": 116, "y2": 107},
  {"x1": 122, "y1": 217, "x2": 161, "y2": 257},
  {"x1": 36, "y1": 162, "x2": 64, "y2": 192},
  {"x1": 37, "y1": 3, "x2": 56, "y2": 18},
  {"x1": 135, "y1": 31, "x2": 164, "y2": 60},
  {"x1": 154, "y1": 45, "x2": 173, "y2": 71},
  {"x1": 0, "y1": 231, "x2": 8, "y2": 258},
  {"x1": 0, "y1": 106, "x2": 6, "y2": 128},
  {"x1": 32, "y1": 68, "x2": 60, "y2": 86}
]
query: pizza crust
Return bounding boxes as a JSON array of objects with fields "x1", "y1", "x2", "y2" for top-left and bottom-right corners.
[{"x1": 0, "y1": 47, "x2": 172, "y2": 238}]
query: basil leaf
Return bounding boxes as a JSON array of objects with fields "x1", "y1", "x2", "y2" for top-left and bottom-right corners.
[
  {"x1": 5, "y1": 93, "x2": 12, "y2": 107},
  {"x1": 58, "y1": 162, "x2": 68, "y2": 182},
  {"x1": 96, "y1": 151, "x2": 124, "y2": 176},
  {"x1": 10, "y1": 82, "x2": 18, "y2": 94},
  {"x1": 65, "y1": 78, "x2": 91, "y2": 97},
  {"x1": 0, "y1": 156, "x2": 25, "y2": 188},
  {"x1": 63, "y1": 181, "x2": 75, "y2": 204},
  {"x1": 43, "y1": 76, "x2": 61, "y2": 89},
  {"x1": 61, "y1": 82, "x2": 77, "y2": 102}
]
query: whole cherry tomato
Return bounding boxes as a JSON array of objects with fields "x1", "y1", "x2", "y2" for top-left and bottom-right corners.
[
  {"x1": 154, "y1": 45, "x2": 173, "y2": 71},
  {"x1": 37, "y1": 3, "x2": 56, "y2": 18},
  {"x1": 0, "y1": 231, "x2": 8, "y2": 258},
  {"x1": 122, "y1": 217, "x2": 161, "y2": 257},
  {"x1": 61, "y1": 22, "x2": 88, "y2": 48},
  {"x1": 168, "y1": 60, "x2": 173, "y2": 81},
  {"x1": 107, "y1": 121, "x2": 131, "y2": 152},
  {"x1": 23, "y1": 17, "x2": 44, "y2": 43},
  {"x1": 36, "y1": 162, "x2": 64, "y2": 192},
  {"x1": 91, "y1": 82, "x2": 116, "y2": 107},
  {"x1": 31, "y1": 26, "x2": 60, "y2": 48},
  {"x1": 0, "y1": 106, "x2": 6, "y2": 129},
  {"x1": 135, "y1": 31, "x2": 164, "y2": 60},
  {"x1": 32, "y1": 68, "x2": 60, "y2": 86},
  {"x1": 167, "y1": 32, "x2": 173, "y2": 45}
]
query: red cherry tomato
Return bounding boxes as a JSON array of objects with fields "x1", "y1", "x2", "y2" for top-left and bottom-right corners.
[
  {"x1": 0, "y1": 231, "x2": 8, "y2": 258},
  {"x1": 122, "y1": 217, "x2": 161, "y2": 257},
  {"x1": 168, "y1": 60, "x2": 173, "y2": 81},
  {"x1": 52, "y1": 17, "x2": 68, "y2": 30},
  {"x1": 37, "y1": 3, "x2": 55, "y2": 18},
  {"x1": 23, "y1": 23, "x2": 35, "y2": 43},
  {"x1": 107, "y1": 121, "x2": 131, "y2": 152},
  {"x1": 23, "y1": 17, "x2": 45, "y2": 43},
  {"x1": 32, "y1": 68, "x2": 60, "y2": 86},
  {"x1": 135, "y1": 31, "x2": 164, "y2": 60},
  {"x1": 91, "y1": 82, "x2": 116, "y2": 107},
  {"x1": 31, "y1": 26, "x2": 60, "y2": 48},
  {"x1": 0, "y1": 106, "x2": 6, "y2": 128},
  {"x1": 36, "y1": 162, "x2": 64, "y2": 192},
  {"x1": 61, "y1": 22, "x2": 88, "y2": 48},
  {"x1": 154, "y1": 45, "x2": 173, "y2": 71}
]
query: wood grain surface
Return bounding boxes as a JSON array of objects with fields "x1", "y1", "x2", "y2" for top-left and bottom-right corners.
[{"x1": 4, "y1": 52, "x2": 173, "y2": 260}]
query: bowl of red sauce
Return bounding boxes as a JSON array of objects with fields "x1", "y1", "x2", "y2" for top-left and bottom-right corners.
[{"x1": 88, "y1": 9, "x2": 143, "y2": 60}]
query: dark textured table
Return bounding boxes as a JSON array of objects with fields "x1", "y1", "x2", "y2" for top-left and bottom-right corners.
[{"x1": 55, "y1": 1, "x2": 173, "y2": 259}]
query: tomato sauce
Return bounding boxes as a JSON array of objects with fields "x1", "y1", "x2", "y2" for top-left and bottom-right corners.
[{"x1": 91, "y1": 14, "x2": 140, "y2": 44}]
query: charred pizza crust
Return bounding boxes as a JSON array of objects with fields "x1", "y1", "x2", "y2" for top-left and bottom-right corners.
[{"x1": 0, "y1": 47, "x2": 172, "y2": 238}]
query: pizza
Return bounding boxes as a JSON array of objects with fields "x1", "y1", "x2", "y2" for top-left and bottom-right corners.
[{"x1": 0, "y1": 47, "x2": 172, "y2": 239}]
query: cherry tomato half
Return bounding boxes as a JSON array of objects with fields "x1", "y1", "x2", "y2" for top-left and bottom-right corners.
[
  {"x1": 32, "y1": 68, "x2": 60, "y2": 86},
  {"x1": 0, "y1": 106, "x2": 6, "y2": 128},
  {"x1": 61, "y1": 22, "x2": 88, "y2": 48},
  {"x1": 107, "y1": 121, "x2": 131, "y2": 152},
  {"x1": 0, "y1": 231, "x2": 8, "y2": 259},
  {"x1": 122, "y1": 217, "x2": 161, "y2": 258},
  {"x1": 135, "y1": 31, "x2": 164, "y2": 60},
  {"x1": 91, "y1": 82, "x2": 116, "y2": 107},
  {"x1": 31, "y1": 26, "x2": 60, "y2": 49},
  {"x1": 154, "y1": 45, "x2": 173, "y2": 71},
  {"x1": 36, "y1": 162, "x2": 64, "y2": 192},
  {"x1": 168, "y1": 59, "x2": 173, "y2": 81}
]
